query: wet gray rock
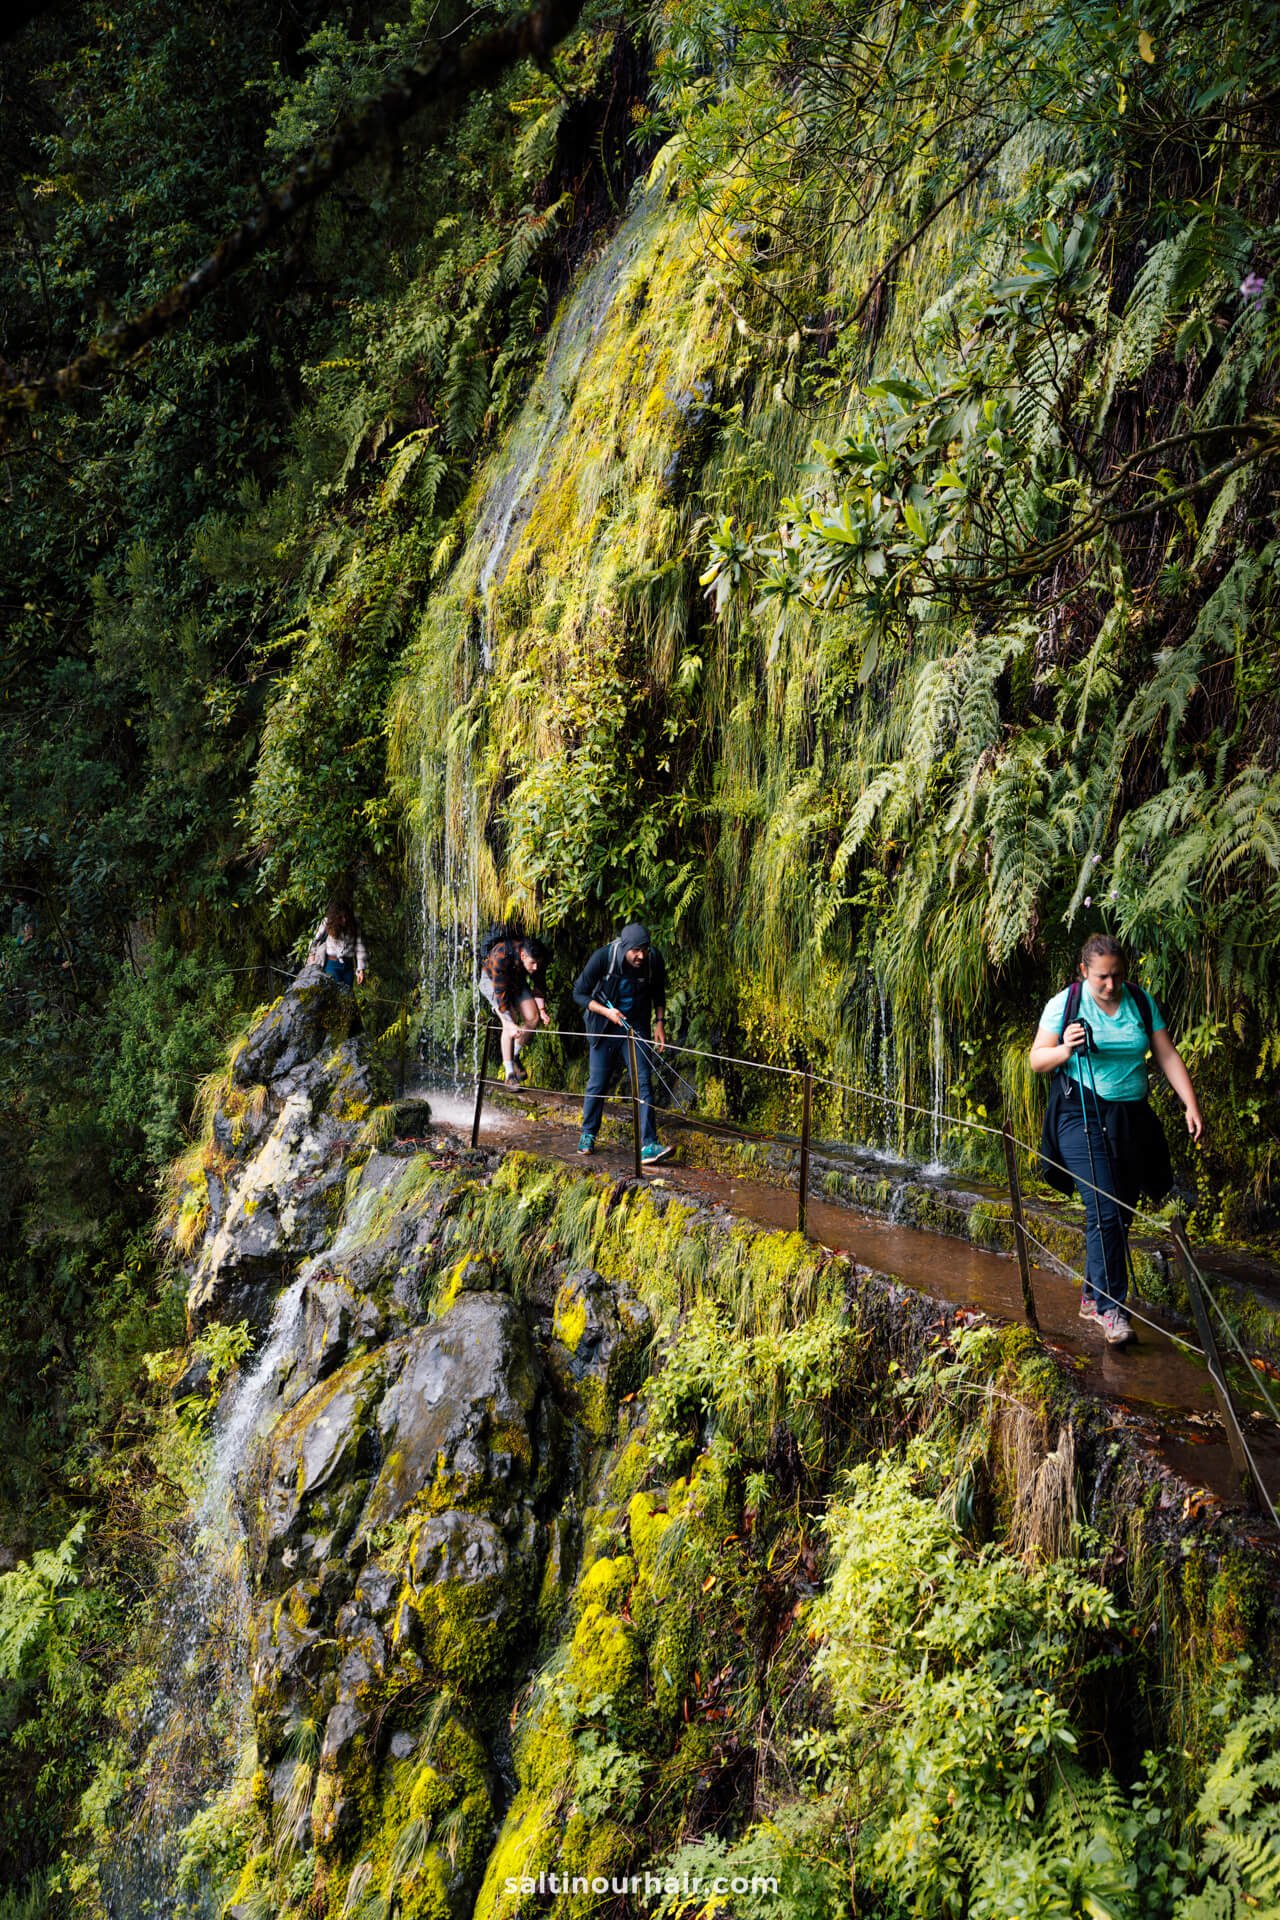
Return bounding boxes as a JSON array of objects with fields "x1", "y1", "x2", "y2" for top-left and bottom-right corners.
[
  {"x1": 393, "y1": 1095, "x2": 433, "y2": 1138},
  {"x1": 250, "y1": 1578, "x2": 332, "y2": 1754},
  {"x1": 232, "y1": 964, "x2": 361, "y2": 1088},
  {"x1": 359, "y1": 1292, "x2": 543, "y2": 1537},
  {"x1": 281, "y1": 1276, "x2": 386, "y2": 1406},
  {"x1": 249, "y1": 1291, "x2": 554, "y2": 1595},
  {"x1": 188, "y1": 1086, "x2": 379, "y2": 1336},
  {"x1": 185, "y1": 974, "x2": 390, "y2": 1335},
  {"x1": 252, "y1": 1348, "x2": 388, "y2": 1588}
]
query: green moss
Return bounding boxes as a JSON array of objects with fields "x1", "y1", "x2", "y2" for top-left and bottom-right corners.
[
  {"x1": 397, "y1": 1523, "x2": 527, "y2": 1692},
  {"x1": 577, "y1": 1553, "x2": 636, "y2": 1614},
  {"x1": 433, "y1": 1251, "x2": 507, "y2": 1315},
  {"x1": 473, "y1": 1787, "x2": 565, "y2": 1920},
  {"x1": 627, "y1": 1488, "x2": 678, "y2": 1570},
  {"x1": 554, "y1": 1285, "x2": 590, "y2": 1355},
  {"x1": 570, "y1": 1602, "x2": 641, "y2": 1714}
]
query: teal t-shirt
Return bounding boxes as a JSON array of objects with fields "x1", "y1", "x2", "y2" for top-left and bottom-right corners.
[{"x1": 1041, "y1": 983, "x2": 1165, "y2": 1102}]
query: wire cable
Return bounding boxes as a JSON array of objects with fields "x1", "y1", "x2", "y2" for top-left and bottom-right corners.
[{"x1": 1200, "y1": 1270, "x2": 1280, "y2": 1427}]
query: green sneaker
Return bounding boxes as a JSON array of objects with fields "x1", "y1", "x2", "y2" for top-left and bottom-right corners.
[
  {"x1": 641, "y1": 1142, "x2": 674, "y2": 1166},
  {"x1": 576, "y1": 1130, "x2": 596, "y2": 1155}
]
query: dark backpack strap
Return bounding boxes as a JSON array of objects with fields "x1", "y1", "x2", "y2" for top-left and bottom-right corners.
[
  {"x1": 1125, "y1": 983, "x2": 1155, "y2": 1042},
  {"x1": 1051, "y1": 979, "x2": 1083, "y2": 1082}
]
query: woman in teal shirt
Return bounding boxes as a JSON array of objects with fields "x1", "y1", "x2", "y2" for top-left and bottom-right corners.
[{"x1": 1030, "y1": 934, "x2": 1203, "y2": 1346}]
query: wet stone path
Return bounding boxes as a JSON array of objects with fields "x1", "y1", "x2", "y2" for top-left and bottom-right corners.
[{"x1": 417, "y1": 1084, "x2": 1280, "y2": 1522}]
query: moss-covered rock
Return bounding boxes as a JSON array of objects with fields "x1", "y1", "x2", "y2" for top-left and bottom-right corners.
[
  {"x1": 399, "y1": 1507, "x2": 542, "y2": 1690},
  {"x1": 548, "y1": 1265, "x2": 652, "y2": 1440},
  {"x1": 358, "y1": 1291, "x2": 548, "y2": 1536},
  {"x1": 251, "y1": 1347, "x2": 387, "y2": 1588}
]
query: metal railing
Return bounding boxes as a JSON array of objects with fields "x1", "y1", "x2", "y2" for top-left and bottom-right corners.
[
  {"x1": 251, "y1": 962, "x2": 1278, "y2": 1525},
  {"x1": 460, "y1": 1012, "x2": 1279, "y2": 1527}
]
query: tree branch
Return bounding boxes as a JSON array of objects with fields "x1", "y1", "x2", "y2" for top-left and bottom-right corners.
[{"x1": 0, "y1": 0, "x2": 584, "y2": 433}]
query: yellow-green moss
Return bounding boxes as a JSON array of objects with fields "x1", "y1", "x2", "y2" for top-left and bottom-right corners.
[
  {"x1": 554, "y1": 1285, "x2": 590, "y2": 1355},
  {"x1": 399, "y1": 1534, "x2": 523, "y2": 1691},
  {"x1": 570, "y1": 1603, "x2": 642, "y2": 1716},
  {"x1": 577, "y1": 1553, "x2": 636, "y2": 1614}
]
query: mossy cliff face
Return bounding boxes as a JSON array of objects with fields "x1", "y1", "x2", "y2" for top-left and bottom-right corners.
[
  {"x1": 98, "y1": 983, "x2": 1280, "y2": 1917},
  {"x1": 381, "y1": 10, "x2": 1280, "y2": 1221}
]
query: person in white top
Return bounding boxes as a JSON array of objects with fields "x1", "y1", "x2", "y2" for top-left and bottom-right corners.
[{"x1": 307, "y1": 900, "x2": 367, "y2": 988}]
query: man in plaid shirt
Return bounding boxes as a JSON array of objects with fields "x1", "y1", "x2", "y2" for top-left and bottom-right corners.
[{"x1": 478, "y1": 934, "x2": 550, "y2": 1086}]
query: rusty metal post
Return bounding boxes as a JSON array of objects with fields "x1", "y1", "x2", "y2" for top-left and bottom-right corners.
[
  {"x1": 1000, "y1": 1121, "x2": 1040, "y2": 1331},
  {"x1": 797, "y1": 1064, "x2": 813, "y2": 1235},
  {"x1": 470, "y1": 1018, "x2": 494, "y2": 1149},
  {"x1": 626, "y1": 1030, "x2": 643, "y2": 1179},
  {"x1": 1170, "y1": 1213, "x2": 1260, "y2": 1511}
]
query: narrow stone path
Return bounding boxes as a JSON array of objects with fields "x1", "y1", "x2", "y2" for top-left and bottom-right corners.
[{"x1": 420, "y1": 1084, "x2": 1280, "y2": 1521}]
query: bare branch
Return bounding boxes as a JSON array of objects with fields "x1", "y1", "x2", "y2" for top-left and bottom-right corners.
[{"x1": 0, "y1": 0, "x2": 584, "y2": 434}]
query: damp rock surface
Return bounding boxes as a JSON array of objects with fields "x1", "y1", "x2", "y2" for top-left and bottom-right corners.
[{"x1": 185, "y1": 970, "x2": 388, "y2": 1333}]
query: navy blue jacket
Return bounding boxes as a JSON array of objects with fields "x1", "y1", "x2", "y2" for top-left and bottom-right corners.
[{"x1": 573, "y1": 939, "x2": 667, "y2": 1039}]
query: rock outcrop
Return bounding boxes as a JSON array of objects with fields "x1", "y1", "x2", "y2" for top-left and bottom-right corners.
[
  {"x1": 181, "y1": 981, "x2": 651, "y2": 1906},
  {"x1": 184, "y1": 966, "x2": 386, "y2": 1333}
]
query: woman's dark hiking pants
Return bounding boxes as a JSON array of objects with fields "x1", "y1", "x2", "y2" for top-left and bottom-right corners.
[
  {"x1": 581, "y1": 1032, "x2": 659, "y2": 1147},
  {"x1": 1054, "y1": 1081, "x2": 1141, "y2": 1309}
]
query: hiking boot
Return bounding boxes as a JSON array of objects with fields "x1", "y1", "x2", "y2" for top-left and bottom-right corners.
[
  {"x1": 576, "y1": 1130, "x2": 596, "y2": 1155},
  {"x1": 504, "y1": 1063, "x2": 526, "y2": 1088},
  {"x1": 641, "y1": 1142, "x2": 674, "y2": 1166},
  {"x1": 1078, "y1": 1295, "x2": 1100, "y2": 1323},
  {"x1": 1097, "y1": 1306, "x2": 1134, "y2": 1346}
]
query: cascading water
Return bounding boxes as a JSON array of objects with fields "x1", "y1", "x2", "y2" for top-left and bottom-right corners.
[
  {"x1": 417, "y1": 741, "x2": 482, "y2": 1093},
  {"x1": 924, "y1": 996, "x2": 948, "y2": 1175},
  {"x1": 877, "y1": 981, "x2": 897, "y2": 1155},
  {"x1": 412, "y1": 198, "x2": 663, "y2": 1089},
  {"x1": 105, "y1": 1280, "x2": 309, "y2": 1917}
]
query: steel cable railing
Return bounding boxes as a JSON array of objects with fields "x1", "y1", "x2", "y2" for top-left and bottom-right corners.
[
  {"x1": 250, "y1": 967, "x2": 1279, "y2": 1512},
  {"x1": 459, "y1": 1010, "x2": 1280, "y2": 1513}
]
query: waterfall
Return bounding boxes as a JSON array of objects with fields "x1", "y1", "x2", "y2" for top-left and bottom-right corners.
[
  {"x1": 412, "y1": 196, "x2": 663, "y2": 1085},
  {"x1": 876, "y1": 983, "x2": 892, "y2": 1154},
  {"x1": 417, "y1": 736, "x2": 481, "y2": 1094},
  {"x1": 925, "y1": 997, "x2": 947, "y2": 1174},
  {"x1": 105, "y1": 1279, "x2": 308, "y2": 1916}
]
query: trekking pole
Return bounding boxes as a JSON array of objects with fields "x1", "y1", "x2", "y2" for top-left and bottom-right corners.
[
  {"x1": 1073, "y1": 1033, "x2": 1116, "y2": 1307},
  {"x1": 632, "y1": 1028, "x2": 697, "y2": 1112},
  {"x1": 625, "y1": 1028, "x2": 643, "y2": 1179}
]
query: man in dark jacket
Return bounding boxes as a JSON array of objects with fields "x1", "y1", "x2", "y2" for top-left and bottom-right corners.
[{"x1": 573, "y1": 922, "x2": 674, "y2": 1165}]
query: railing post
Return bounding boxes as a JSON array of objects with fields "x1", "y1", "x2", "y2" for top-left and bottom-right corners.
[
  {"x1": 1000, "y1": 1121, "x2": 1040, "y2": 1331},
  {"x1": 626, "y1": 1031, "x2": 644, "y2": 1179},
  {"x1": 1170, "y1": 1213, "x2": 1260, "y2": 1512},
  {"x1": 797, "y1": 1064, "x2": 813, "y2": 1236},
  {"x1": 470, "y1": 1018, "x2": 494, "y2": 1149}
]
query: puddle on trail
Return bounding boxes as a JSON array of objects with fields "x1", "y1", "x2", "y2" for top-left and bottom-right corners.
[{"x1": 415, "y1": 1085, "x2": 1279, "y2": 1515}]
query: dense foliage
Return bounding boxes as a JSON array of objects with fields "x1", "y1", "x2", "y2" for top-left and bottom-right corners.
[{"x1": 2, "y1": 0, "x2": 1280, "y2": 1902}]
